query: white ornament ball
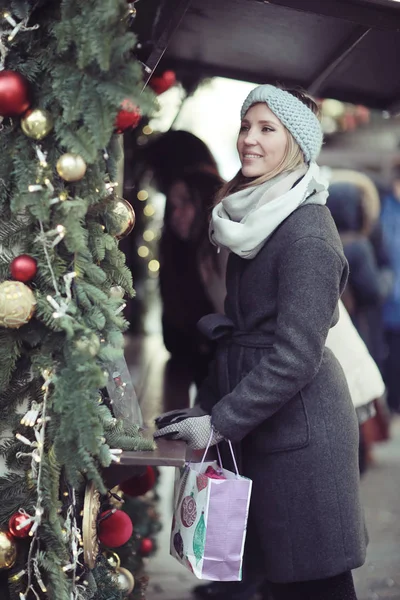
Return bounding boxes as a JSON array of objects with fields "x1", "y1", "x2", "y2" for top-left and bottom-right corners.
[
  {"x1": 0, "y1": 281, "x2": 36, "y2": 329},
  {"x1": 109, "y1": 286, "x2": 125, "y2": 299}
]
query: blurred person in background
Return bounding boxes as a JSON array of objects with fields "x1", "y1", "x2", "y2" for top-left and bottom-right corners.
[
  {"x1": 325, "y1": 300, "x2": 386, "y2": 474},
  {"x1": 137, "y1": 129, "x2": 220, "y2": 195},
  {"x1": 328, "y1": 176, "x2": 392, "y2": 456},
  {"x1": 159, "y1": 168, "x2": 227, "y2": 408},
  {"x1": 327, "y1": 176, "x2": 391, "y2": 369},
  {"x1": 137, "y1": 131, "x2": 227, "y2": 409},
  {"x1": 380, "y1": 164, "x2": 400, "y2": 413}
]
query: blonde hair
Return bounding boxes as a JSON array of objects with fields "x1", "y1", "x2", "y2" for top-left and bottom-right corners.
[{"x1": 216, "y1": 88, "x2": 320, "y2": 204}]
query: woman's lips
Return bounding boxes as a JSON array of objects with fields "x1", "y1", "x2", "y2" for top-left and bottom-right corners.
[{"x1": 242, "y1": 154, "x2": 263, "y2": 162}]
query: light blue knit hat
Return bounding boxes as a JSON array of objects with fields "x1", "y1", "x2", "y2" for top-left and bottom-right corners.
[{"x1": 240, "y1": 85, "x2": 323, "y2": 163}]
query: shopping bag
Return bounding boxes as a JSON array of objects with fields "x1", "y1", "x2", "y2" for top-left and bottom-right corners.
[{"x1": 170, "y1": 439, "x2": 252, "y2": 581}]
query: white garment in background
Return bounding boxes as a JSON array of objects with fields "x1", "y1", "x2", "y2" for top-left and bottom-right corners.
[{"x1": 326, "y1": 300, "x2": 385, "y2": 408}]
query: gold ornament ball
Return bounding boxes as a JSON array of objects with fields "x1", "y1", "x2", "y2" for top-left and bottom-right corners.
[
  {"x1": 105, "y1": 551, "x2": 121, "y2": 570},
  {"x1": 115, "y1": 567, "x2": 135, "y2": 595},
  {"x1": 106, "y1": 197, "x2": 136, "y2": 240},
  {"x1": 0, "y1": 281, "x2": 36, "y2": 329},
  {"x1": 110, "y1": 285, "x2": 125, "y2": 299},
  {"x1": 21, "y1": 108, "x2": 54, "y2": 140},
  {"x1": 83, "y1": 482, "x2": 101, "y2": 569},
  {"x1": 75, "y1": 333, "x2": 100, "y2": 357},
  {"x1": 0, "y1": 531, "x2": 17, "y2": 571},
  {"x1": 56, "y1": 153, "x2": 87, "y2": 182}
]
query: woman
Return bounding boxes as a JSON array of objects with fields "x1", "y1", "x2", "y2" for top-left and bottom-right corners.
[
  {"x1": 159, "y1": 168, "x2": 227, "y2": 395},
  {"x1": 155, "y1": 85, "x2": 367, "y2": 600}
]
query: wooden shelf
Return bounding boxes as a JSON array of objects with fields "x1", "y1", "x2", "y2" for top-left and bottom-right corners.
[
  {"x1": 102, "y1": 430, "x2": 188, "y2": 488},
  {"x1": 120, "y1": 434, "x2": 187, "y2": 468}
]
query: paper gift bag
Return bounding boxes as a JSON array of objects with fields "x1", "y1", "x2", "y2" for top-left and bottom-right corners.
[{"x1": 170, "y1": 443, "x2": 252, "y2": 581}]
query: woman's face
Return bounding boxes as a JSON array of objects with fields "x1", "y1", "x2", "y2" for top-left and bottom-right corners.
[
  {"x1": 237, "y1": 103, "x2": 288, "y2": 178},
  {"x1": 168, "y1": 181, "x2": 196, "y2": 240}
]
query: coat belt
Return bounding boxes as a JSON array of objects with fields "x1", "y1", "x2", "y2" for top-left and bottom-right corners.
[{"x1": 198, "y1": 313, "x2": 274, "y2": 349}]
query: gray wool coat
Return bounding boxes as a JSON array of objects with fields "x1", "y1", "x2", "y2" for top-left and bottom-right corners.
[{"x1": 197, "y1": 203, "x2": 367, "y2": 584}]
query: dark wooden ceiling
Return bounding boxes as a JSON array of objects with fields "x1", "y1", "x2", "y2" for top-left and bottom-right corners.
[{"x1": 134, "y1": 0, "x2": 400, "y2": 111}]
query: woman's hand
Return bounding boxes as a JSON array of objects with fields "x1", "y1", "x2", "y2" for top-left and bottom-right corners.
[
  {"x1": 154, "y1": 404, "x2": 208, "y2": 429},
  {"x1": 153, "y1": 414, "x2": 224, "y2": 450}
]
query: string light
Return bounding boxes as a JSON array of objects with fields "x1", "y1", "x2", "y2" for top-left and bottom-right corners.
[
  {"x1": 110, "y1": 448, "x2": 123, "y2": 463},
  {"x1": 62, "y1": 487, "x2": 84, "y2": 596},
  {"x1": 17, "y1": 369, "x2": 51, "y2": 600},
  {"x1": 137, "y1": 190, "x2": 148, "y2": 201},
  {"x1": 20, "y1": 402, "x2": 41, "y2": 427},
  {"x1": 0, "y1": 9, "x2": 38, "y2": 71},
  {"x1": 143, "y1": 204, "x2": 155, "y2": 217},
  {"x1": 148, "y1": 259, "x2": 160, "y2": 273},
  {"x1": 28, "y1": 184, "x2": 43, "y2": 193},
  {"x1": 137, "y1": 245, "x2": 149, "y2": 258},
  {"x1": 143, "y1": 229, "x2": 155, "y2": 242}
]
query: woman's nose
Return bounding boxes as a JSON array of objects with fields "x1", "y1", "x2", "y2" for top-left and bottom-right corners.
[{"x1": 244, "y1": 131, "x2": 257, "y2": 145}]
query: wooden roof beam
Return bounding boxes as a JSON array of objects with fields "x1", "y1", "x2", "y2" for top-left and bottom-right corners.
[
  {"x1": 307, "y1": 26, "x2": 371, "y2": 96},
  {"x1": 265, "y1": 0, "x2": 400, "y2": 31},
  {"x1": 141, "y1": 0, "x2": 193, "y2": 87}
]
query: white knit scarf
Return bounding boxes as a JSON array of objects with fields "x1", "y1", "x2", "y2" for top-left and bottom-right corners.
[{"x1": 210, "y1": 162, "x2": 329, "y2": 259}]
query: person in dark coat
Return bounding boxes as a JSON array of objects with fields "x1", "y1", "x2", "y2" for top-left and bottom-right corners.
[
  {"x1": 380, "y1": 166, "x2": 400, "y2": 413},
  {"x1": 154, "y1": 85, "x2": 367, "y2": 600},
  {"x1": 159, "y1": 169, "x2": 227, "y2": 405},
  {"x1": 327, "y1": 180, "x2": 390, "y2": 369},
  {"x1": 129, "y1": 131, "x2": 227, "y2": 410}
]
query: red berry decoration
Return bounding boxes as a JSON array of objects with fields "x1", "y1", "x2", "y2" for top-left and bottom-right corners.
[
  {"x1": 10, "y1": 255, "x2": 37, "y2": 282},
  {"x1": 149, "y1": 70, "x2": 176, "y2": 95},
  {"x1": 98, "y1": 509, "x2": 133, "y2": 548},
  {"x1": 8, "y1": 511, "x2": 32, "y2": 538},
  {"x1": 140, "y1": 537, "x2": 153, "y2": 556},
  {"x1": 120, "y1": 466, "x2": 156, "y2": 497},
  {"x1": 115, "y1": 99, "x2": 141, "y2": 133},
  {"x1": 0, "y1": 70, "x2": 30, "y2": 117}
]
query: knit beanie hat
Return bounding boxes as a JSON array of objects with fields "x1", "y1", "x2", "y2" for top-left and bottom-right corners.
[{"x1": 240, "y1": 85, "x2": 323, "y2": 163}]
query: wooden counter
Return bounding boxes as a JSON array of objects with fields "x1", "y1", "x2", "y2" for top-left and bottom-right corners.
[
  {"x1": 120, "y1": 435, "x2": 187, "y2": 468},
  {"x1": 103, "y1": 431, "x2": 187, "y2": 488}
]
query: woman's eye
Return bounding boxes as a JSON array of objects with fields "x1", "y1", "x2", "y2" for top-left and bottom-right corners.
[
  {"x1": 262, "y1": 126, "x2": 274, "y2": 132},
  {"x1": 239, "y1": 125, "x2": 248, "y2": 132}
]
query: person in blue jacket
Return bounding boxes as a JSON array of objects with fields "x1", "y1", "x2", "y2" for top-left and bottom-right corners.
[{"x1": 380, "y1": 165, "x2": 400, "y2": 412}]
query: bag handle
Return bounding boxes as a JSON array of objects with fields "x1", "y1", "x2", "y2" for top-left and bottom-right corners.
[{"x1": 200, "y1": 428, "x2": 240, "y2": 476}]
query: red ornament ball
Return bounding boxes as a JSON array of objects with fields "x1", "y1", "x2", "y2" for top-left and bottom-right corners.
[
  {"x1": 115, "y1": 99, "x2": 141, "y2": 133},
  {"x1": 8, "y1": 512, "x2": 32, "y2": 538},
  {"x1": 98, "y1": 509, "x2": 133, "y2": 548},
  {"x1": 149, "y1": 70, "x2": 176, "y2": 95},
  {"x1": 120, "y1": 466, "x2": 156, "y2": 497},
  {"x1": 140, "y1": 537, "x2": 153, "y2": 556},
  {"x1": 10, "y1": 255, "x2": 37, "y2": 282},
  {"x1": 0, "y1": 70, "x2": 30, "y2": 117}
]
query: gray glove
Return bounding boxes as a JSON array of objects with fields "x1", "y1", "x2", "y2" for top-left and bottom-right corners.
[
  {"x1": 153, "y1": 414, "x2": 224, "y2": 450},
  {"x1": 154, "y1": 404, "x2": 208, "y2": 429}
]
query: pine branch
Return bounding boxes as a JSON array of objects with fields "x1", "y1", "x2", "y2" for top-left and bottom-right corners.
[{"x1": 0, "y1": 332, "x2": 22, "y2": 390}]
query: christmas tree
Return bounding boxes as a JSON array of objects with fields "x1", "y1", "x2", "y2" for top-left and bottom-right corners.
[{"x1": 0, "y1": 1, "x2": 157, "y2": 598}]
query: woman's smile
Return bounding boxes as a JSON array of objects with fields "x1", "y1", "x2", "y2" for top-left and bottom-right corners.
[{"x1": 242, "y1": 153, "x2": 264, "y2": 161}]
